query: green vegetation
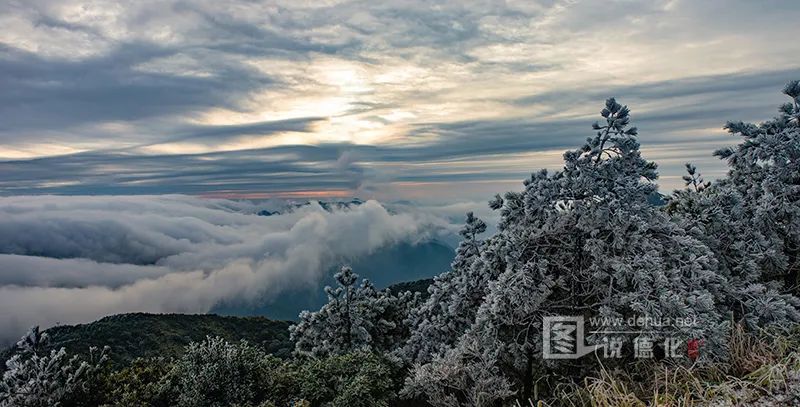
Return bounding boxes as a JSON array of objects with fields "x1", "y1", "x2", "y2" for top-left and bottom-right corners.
[
  {"x1": 5, "y1": 322, "x2": 800, "y2": 406},
  {"x1": 2, "y1": 313, "x2": 293, "y2": 369},
  {"x1": 27, "y1": 340, "x2": 405, "y2": 407}
]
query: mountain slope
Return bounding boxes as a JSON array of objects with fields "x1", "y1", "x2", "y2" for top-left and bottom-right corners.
[
  {"x1": 1, "y1": 277, "x2": 437, "y2": 369},
  {"x1": 387, "y1": 278, "x2": 434, "y2": 299},
  {"x1": 2, "y1": 313, "x2": 293, "y2": 369}
]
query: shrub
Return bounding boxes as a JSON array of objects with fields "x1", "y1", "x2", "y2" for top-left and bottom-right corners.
[
  {"x1": 0, "y1": 326, "x2": 108, "y2": 407},
  {"x1": 169, "y1": 336, "x2": 278, "y2": 407}
]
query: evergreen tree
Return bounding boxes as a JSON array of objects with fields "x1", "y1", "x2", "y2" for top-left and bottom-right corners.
[
  {"x1": 0, "y1": 326, "x2": 108, "y2": 407},
  {"x1": 403, "y1": 212, "x2": 495, "y2": 363},
  {"x1": 169, "y1": 336, "x2": 277, "y2": 407},
  {"x1": 406, "y1": 98, "x2": 732, "y2": 404},
  {"x1": 291, "y1": 266, "x2": 419, "y2": 357},
  {"x1": 402, "y1": 339, "x2": 513, "y2": 407},
  {"x1": 666, "y1": 81, "x2": 800, "y2": 328},
  {"x1": 712, "y1": 80, "x2": 800, "y2": 293}
]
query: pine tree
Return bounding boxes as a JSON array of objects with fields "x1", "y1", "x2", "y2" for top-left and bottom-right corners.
[
  {"x1": 712, "y1": 80, "x2": 800, "y2": 294},
  {"x1": 291, "y1": 266, "x2": 419, "y2": 357},
  {"x1": 666, "y1": 81, "x2": 800, "y2": 328},
  {"x1": 403, "y1": 212, "x2": 494, "y2": 363},
  {"x1": 169, "y1": 336, "x2": 276, "y2": 407},
  {"x1": 402, "y1": 339, "x2": 513, "y2": 407},
  {"x1": 668, "y1": 163, "x2": 800, "y2": 329},
  {"x1": 406, "y1": 98, "x2": 732, "y2": 404}
]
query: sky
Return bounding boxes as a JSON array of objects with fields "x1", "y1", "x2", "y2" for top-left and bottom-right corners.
[{"x1": 1, "y1": 0, "x2": 800, "y2": 201}]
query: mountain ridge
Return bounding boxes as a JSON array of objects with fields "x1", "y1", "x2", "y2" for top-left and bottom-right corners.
[{"x1": 1, "y1": 277, "x2": 435, "y2": 370}]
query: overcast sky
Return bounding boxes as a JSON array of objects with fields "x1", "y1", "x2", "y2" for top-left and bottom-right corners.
[{"x1": 1, "y1": 0, "x2": 799, "y2": 201}]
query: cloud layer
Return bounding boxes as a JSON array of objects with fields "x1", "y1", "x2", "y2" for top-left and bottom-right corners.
[
  {"x1": 0, "y1": 195, "x2": 459, "y2": 344},
  {"x1": 1, "y1": 0, "x2": 799, "y2": 199}
]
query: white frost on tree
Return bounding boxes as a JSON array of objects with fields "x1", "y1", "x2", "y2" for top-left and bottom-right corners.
[
  {"x1": 667, "y1": 80, "x2": 800, "y2": 328},
  {"x1": 0, "y1": 326, "x2": 108, "y2": 407},
  {"x1": 402, "y1": 338, "x2": 513, "y2": 407},
  {"x1": 291, "y1": 266, "x2": 419, "y2": 357},
  {"x1": 403, "y1": 212, "x2": 497, "y2": 363},
  {"x1": 406, "y1": 98, "x2": 734, "y2": 404},
  {"x1": 170, "y1": 336, "x2": 275, "y2": 407},
  {"x1": 713, "y1": 81, "x2": 800, "y2": 293}
]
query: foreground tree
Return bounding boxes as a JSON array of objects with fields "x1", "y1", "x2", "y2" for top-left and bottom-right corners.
[
  {"x1": 713, "y1": 80, "x2": 800, "y2": 292},
  {"x1": 668, "y1": 81, "x2": 800, "y2": 327},
  {"x1": 291, "y1": 351, "x2": 402, "y2": 407},
  {"x1": 406, "y1": 98, "x2": 733, "y2": 404},
  {"x1": 0, "y1": 326, "x2": 108, "y2": 407},
  {"x1": 668, "y1": 165, "x2": 800, "y2": 328},
  {"x1": 402, "y1": 339, "x2": 513, "y2": 407},
  {"x1": 168, "y1": 336, "x2": 278, "y2": 407},
  {"x1": 101, "y1": 357, "x2": 176, "y2": 407}
]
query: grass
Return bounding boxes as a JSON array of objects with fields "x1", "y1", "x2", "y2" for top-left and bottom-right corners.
[{"x1": 519, "y1": 323, "x2": 800, "y2": 406}]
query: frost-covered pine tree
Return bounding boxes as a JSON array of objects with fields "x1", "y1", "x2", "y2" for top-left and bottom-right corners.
[
  {"x1": 0, "y1": 326, "x2": 108, "y2": 407},
  {"x1": 368, "y1": 285, "x2": 421, "y2": 354},
  {"x1": 403, "y1": 212, "x2": 497, "y2": 363},
  {"x1": 291, "y1": 266, "x2": 419, "y2": 357},
  {"x1": 713, "y1": 80, "x2": 800, "y2": 293},
  {"x1": 406, "y1": 98, "x2": 732, "y2": 404},
  {"x1": 669, "y1": 163, "x2": 800, "y2": 328},
  {"x1": 667, "y1": 81, "x2": 800, "y2": 328}
]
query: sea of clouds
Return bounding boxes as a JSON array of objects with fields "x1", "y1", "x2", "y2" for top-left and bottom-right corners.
[{"x1": 0, "y1": 195, "x2": 485, "y2": 345}]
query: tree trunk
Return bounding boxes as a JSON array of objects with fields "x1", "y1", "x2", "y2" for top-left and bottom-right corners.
[
  {"x1": 344, "y1": 286, "x2": 353, "y2": 351},
  {"x1": 522, "y1": 347, "x2": 534, "y2": 403},
  {"x1": 785, "y1": 238, "x2": 799, "y2": 295}
]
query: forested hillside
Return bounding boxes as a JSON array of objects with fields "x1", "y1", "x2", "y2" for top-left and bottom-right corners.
[
  {"x1": 0, "y1": 313, "x2": 293, "y2": 370},
  {"x1": 0, "y1": 278, "x2": 430, "y2": 370}
]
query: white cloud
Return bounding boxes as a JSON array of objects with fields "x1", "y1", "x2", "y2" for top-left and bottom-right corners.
[{"x1": 0, "y1": 195, "x2": 454, "y2": 344}]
